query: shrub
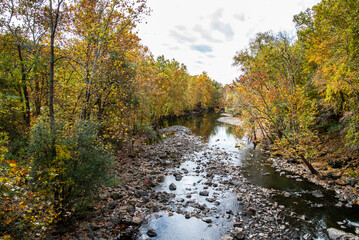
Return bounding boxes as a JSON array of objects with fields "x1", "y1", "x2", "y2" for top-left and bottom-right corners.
[{"x1": 29, "y1": 119, "x2": 114, "y2": 218}]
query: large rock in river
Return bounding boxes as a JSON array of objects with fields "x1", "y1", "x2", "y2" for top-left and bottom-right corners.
[{"x1": 327, "y1": 228, "x2": 359, "y2": 240}]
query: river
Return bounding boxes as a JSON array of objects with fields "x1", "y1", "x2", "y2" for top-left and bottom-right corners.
[{"x1": 137, "y1": 112, "x2": 359, "y2": 239}]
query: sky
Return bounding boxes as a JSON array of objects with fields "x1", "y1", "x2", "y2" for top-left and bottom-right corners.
[{"x1": 136, "y1": 0, "x2": 321, "y2": 85}]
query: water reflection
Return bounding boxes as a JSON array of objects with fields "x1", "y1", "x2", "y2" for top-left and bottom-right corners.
[
  {"x1": 138, "y1": 213, "x2": 225, "y2": 240},
  {"x1": 159, "y1": 112, "x2": 240, "y2": 142}
]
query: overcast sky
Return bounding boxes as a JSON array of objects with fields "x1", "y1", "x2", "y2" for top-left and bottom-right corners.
[{"x1": 136, "y1": 0, "x2": 320, "y2": 85}]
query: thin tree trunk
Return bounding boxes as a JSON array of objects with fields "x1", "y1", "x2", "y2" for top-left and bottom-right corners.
[
  {"x1": 16, "y1": 45, "x2": 31, "y2": 127},
  {"x1": 49, "y1": 0, "x2": 55, "y2": 136}
]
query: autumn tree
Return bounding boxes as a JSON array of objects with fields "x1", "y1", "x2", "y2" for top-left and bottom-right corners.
[
  {"x1": 294, "y1": 0, "x2": 359, "y2": 148},
  {"x1": 230, "y1": 32, "x2": 319, "y2": 174}
]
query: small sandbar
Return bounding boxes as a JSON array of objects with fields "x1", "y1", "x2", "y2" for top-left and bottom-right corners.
[{"x1": 217, "y1": 113, "x2": 242, "y2": 126}]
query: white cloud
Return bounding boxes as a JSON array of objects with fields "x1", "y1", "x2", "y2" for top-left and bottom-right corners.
[
  {"x1": 191, "y1": 44, "x2": 213, "y2": 53},
  {"x1": 234, "y1": 13, "x2": 246, "y2": 22},
  {"x1": 169, "y1": 30, "x2": 196, "y2": 43},
  {"x1": 193, "y1": 25, "x2": 221, "y2": 43},
  {"x1": 210, "y1": 8, "x2": 234, "y2": 41}
]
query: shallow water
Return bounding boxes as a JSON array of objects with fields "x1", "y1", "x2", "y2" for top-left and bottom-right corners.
[{"x1": 139, "y1": 112, "x2": 359, "y2": 239}]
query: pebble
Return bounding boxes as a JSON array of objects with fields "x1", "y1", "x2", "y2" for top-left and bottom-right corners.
[
  {"x1": 169, "y1": 183, "x2": 177, "y2": 190},
  {"x1": 146, "y1": 228, "x2": 157, "y2": 237}
]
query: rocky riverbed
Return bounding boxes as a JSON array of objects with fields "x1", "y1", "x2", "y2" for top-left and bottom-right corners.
[{"x1": 51, "y1": 117, "x2": 359, "y2": 240}]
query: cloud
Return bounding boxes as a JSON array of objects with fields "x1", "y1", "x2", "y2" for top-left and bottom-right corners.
[
  {"x1": 169, "y1": 30, "x2": 196, "y2": 43},
  {"x1": 175, "y1": 25, "x2": 186, "y2": 31},
  {"x1": 210, "y1": 9, "x2": 234, "y2": 41},
  {"x1": 193, "y1": 25, "x2": 221, "y2": 43},
  {"x1": 234, "y1": 13, "x2": 246, "y2": 22},
  {"x1": 190, "y1": 44, "x2": 213, "y2": 53},
  {"x1": 212, "y1": 8, "x2": 224, "y2": 18}
]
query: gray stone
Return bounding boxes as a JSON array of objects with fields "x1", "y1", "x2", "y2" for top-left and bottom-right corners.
[
  {"x1": 199, "y1": 191, "x2": 209, "y2": 196},
  {"x1": 203, "y1": 218, "x2": 212, "y2": 223},
  {"x1": 327, "y1": 228, "x2": 359, "y2": 240},
  {"x1": 131, "y1": 216, "x2": 142, "y2": 225},
  {"x1": 169, "y1": 183, "x2": 177, "y2": 190},
  {"x1": 221, "y1": 235, "x2": 233, "y2": 240},
  {"x1": 175, "y1": 175, "x2": 182, "y2": 181},
  {"x1": 303, "y1": 233, "x2": 313, "y2": 240},
  {"x1": 147, "y1": 228, "x2": 157, "y2": 237},
  {"x1": 312, "y1": 190, "x2": 324, "y2": 198}
]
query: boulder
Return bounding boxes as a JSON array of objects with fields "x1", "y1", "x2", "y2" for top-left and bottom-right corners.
[{"x1": 327, "y1": 228, "x2": 359, "y2": 240}]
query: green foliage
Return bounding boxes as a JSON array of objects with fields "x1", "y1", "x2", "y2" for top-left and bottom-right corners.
[
  {"x1": 294, "y1": 0, "x2": 359, "y2": 148},
  {"x1": 1, "y1": 132, "x2": 57, "y2": 239},
  {"x1": 29, "y1": 118, "x2": 114, "y2": 216}
]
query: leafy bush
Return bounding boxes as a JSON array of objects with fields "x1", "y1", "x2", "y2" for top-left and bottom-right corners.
[{"x1": 29, "y1": 119, "x2": 114, "y2": 217}]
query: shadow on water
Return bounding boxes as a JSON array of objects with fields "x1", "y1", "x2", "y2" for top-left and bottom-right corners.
[
  {"x1": 140, "y1": 112, "x2": 359, "y2": 239},
  {"x1": 238, "y1": 146, "x2": 359, "y2": 237}
]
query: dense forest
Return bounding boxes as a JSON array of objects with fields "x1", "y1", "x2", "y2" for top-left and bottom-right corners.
[
  {"x1": 225, "y1": 0, "x2": 358, "y2": 175},
  {"x1": 0, "y1": 0, "x2": 221, "y2": 238}
]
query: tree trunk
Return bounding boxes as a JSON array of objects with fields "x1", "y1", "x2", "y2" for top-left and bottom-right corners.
[
  {"x1": 16, "y1": 45, "x2": 31, "y2": 127},
  {"x1": 49, "y1": 0, "x2": 55, "y2": 137},
  {"x1": 298, "y1": 153, "x2": 318, "y2": 175}
]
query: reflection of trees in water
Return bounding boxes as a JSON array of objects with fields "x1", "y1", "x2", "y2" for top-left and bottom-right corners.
[
  {"x1": 160, "y1": 112, "x2": 245, "y2": 143},
  {"x1": 225, "y1": 123, "x2": 244, "y2": 142},
  {"x1": 161, "y1": 112, "x2": 221, "y2": 142},
  {"x1": 184, "y1": 113, "x2": 220, "y2": 142}
]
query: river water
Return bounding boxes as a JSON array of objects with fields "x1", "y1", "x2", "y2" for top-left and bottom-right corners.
[{"x1": 138, "y1": 112, "x2": 359, "y2": 239}]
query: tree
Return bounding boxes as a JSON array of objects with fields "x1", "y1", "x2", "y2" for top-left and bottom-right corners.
[
  {"x1": 294, "y1": 0, "x2": 359, "y2": 148},
  {"x1": 230, "y1": 32, "x2": 319, "y2": 174}
]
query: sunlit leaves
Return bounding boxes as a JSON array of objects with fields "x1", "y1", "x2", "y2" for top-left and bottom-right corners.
[{"x1": 228, "y1": 31, "x2": 320, "y2": 173}]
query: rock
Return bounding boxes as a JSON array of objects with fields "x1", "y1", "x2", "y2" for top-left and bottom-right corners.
[
  {"x1": 108, "y1": 201, "x2": 118, "y2": 209},
  {"x1": 303, "y1": 233, "x2": 313, "y2": 240},
  {"x1": 283, "y1": 192, "x2": 291, "y2": 198},
  {"x1": 126, "y1": 205, "x2": 135, "y2": 214},
  {"x1": 169, "y1": 183, "x2": 177, "y2": 190},
  {"x1": 199, "y1": 191, "x2": 209, "y2": 196},
  {"x1": 157, "y1": 175, "x2": 165, "y2": 182},
  {"x1": 345, "y1": 202, "x2": 353, "y2": 208},
  {"x1": 79, "y1": 221, "x2": 90, "y2": 229},
  {"x1": 131, "y1": 216, "x2": 142, "y2": 225},
  {"x1": 147, "y1": 228, "x2": 157, "y2": 237},
  {"x1": 312, "y1": 190, "x2": 324, "y2": 198},
  {"x1": 327, "y1": 228, "x2": 359, "y2": 240},
  {"x1": 203, "y1": 218, "x2": 212, "y2": 223},
  {"x1": 233, "y1": 222, "x2": 242, "y2": 227},
  {"x1": 226, "y1": 210, "x2": 233, "y2": 215},
  {"x1": 175, "y1": 175, "x2": 182, "y2": 181},
  {"x1": 234, "y1": 227, "x2": 245, "y2": 240},
  {"x1": 221, "y1": 235, "x2": 233, "y2": 240},
  {"x1": 111, "y1": 192, "x2": 124, "y2": 200}
]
